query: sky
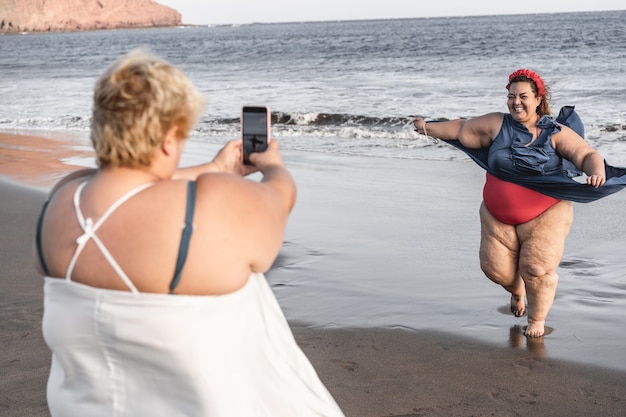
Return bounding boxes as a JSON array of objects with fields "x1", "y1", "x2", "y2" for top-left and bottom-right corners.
[{"x1": 156, "y1": 0, "x2": 625, "y2": 25}]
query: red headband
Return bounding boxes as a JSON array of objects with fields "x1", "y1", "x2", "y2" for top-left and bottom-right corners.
[{"x1": 506, "y1": 69, "x2": 546, "y2": 96}]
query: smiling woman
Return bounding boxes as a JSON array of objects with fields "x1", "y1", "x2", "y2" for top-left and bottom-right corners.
[{"x1": 411, "y1": 68, "x2": 621, "y2": 339}]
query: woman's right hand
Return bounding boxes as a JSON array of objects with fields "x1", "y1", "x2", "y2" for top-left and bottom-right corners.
[
  {"x1": 412, "y1": 117, "x2": 428, "y2": 135},
  {"x1": 248, "y1": 139, "x2": 285, "y2": 172}
]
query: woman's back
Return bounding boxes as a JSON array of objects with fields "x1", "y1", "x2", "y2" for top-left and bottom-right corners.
[{"x1": 39, "y1": 168, "x2": 285, "y2": 295}]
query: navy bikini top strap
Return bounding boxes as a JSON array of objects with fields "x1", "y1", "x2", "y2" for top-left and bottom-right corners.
[
  {"x1": 35, "y1": 199, "x2": 51, "y2": 276},
  {"x1": 169, "y1": 181, "x2": 197, "y2": 294}
]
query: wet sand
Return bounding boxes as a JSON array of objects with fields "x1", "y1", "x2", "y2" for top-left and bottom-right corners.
[{"x1": 2, "y1": 131, "x2": 626, "y2": 416}]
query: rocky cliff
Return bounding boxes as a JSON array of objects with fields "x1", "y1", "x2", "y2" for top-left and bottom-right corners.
[{"x1": 0, "y1": 0, "x2": 181, "y2": 33}]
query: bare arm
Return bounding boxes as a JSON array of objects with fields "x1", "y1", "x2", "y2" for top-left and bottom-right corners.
[
  {"x1": 552, "y1": 125, "x2": 606, "y2": 187},
  {"x1": 243, "y1": 140, "x2": 297, "y2": 270},
  {"x1": 413, "y1": 113, "x2": 503, "y2": 148},
  {"x1": 173, "y1": 140, "x2": 256, "y2": 180},
  {"x1": 195, "y1": 140, "x2": 296, "y2": 279}
]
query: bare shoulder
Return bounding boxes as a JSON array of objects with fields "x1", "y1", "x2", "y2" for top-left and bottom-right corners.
[
  {"x1": 192, "y1": 171, "x2": 290, "y2": 276},
  {"x1": 458, "y1": 112, "x2": 504, "y2": 148},
  {"x1": 551, "y1": 124, "x2": 587, "y2": 149},
  {"x1": 193, "y1": 173, "x2": 264, "y2": 230},
  {"x1": 553, "y1": 123, "x2": 579, "y2": 139},
  {"x1": 473, "y1": 112, "x2": 505, "y2": 130},
  {"x1": 47, "y1": 168, "x2": 97, "y2": 200},
  {"x1": 551, "y1": 124, "x2": 593, "y2": 160},
  {"x1": 43, "y1": 169, "x2": 98, "y2": 225},
  {"x1": 195, "y1": 172, "x2": 255, "y2": 205}
]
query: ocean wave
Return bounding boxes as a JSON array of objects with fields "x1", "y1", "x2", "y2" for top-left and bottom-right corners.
[
  {"x1": 3, "y1": 110, "x2": 625, "y2": 137},
  {"x1": 3, "y1": 111, "x2": 625, "y2": 162},
  {"x1": 201, "y1": 111, "x2": 416, "y2": 129},
  {"x1": 209, "y1": 110, "x2": 626, "y2": 134},
  {"x1": 273, "y1": 111, "x2": 412, "y2": 128}
]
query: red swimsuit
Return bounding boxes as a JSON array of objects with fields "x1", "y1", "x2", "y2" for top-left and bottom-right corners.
[{"x1": 483, "y1": 173, "x2": 560, "y2": 225}]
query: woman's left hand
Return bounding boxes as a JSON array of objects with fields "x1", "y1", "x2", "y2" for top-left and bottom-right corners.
[
  {"x1": 212, "y1": 139, "x2": 257, "y2": 177},
  {"x1": 586, "y1": 174, "x2": 606, "y2": 188}
]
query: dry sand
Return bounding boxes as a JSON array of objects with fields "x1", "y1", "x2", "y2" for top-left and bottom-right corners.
[{"x1": 2, "y1": 131, "x2": 626, "y2": 417}]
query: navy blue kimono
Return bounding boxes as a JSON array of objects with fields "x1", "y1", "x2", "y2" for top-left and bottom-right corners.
[{"x1": 445, "y1": 106, "x2": 626, "y2": 203}]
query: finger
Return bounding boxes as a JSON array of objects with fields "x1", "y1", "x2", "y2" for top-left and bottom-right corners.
[
  {"x1": 242, "y1": 165, "x2": 258, "y2": 176},
  {"x1": 588, "y1": 177, "x2": 602, "y2": 188},
  {"x1": 228, "y1": 139, "x2": 243, "y2": 151}
]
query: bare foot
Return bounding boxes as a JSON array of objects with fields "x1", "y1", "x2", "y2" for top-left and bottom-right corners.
[
  {"x1": 524, "y1": 320, "x2": 545, "y2": 338},
  {"x1": 510, "y1": 294, "x2": 526, "y2": 317}
]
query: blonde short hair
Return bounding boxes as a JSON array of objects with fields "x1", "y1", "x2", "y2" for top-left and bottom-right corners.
[{"x1": 90, "y1": 49, "x2": 206, "y2": 168}]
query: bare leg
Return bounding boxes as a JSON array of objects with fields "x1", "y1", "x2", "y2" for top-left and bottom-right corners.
[
  {"x1": 478, "y1": 203, "x2": 525, "y2": 315},
  {"x1": 517, "y1": 201, "x2": 573, "y2": 337}
]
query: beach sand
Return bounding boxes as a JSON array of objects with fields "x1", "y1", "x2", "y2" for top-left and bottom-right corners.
[{"x1": 2, "y1": 131, "x2": 626, "y2": 417}]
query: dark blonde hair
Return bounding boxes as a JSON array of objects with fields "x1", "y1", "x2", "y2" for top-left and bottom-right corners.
[{"x1": 91, "y1": 49, "x2": 206, "y2": 168}]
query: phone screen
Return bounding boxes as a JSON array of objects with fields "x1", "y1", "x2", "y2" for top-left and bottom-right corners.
[{"x1": 242, "y1": 106, "x2": 269, "y2": 165}]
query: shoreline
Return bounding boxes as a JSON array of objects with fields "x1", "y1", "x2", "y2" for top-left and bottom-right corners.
[
  {"x1": 2, "y1": 131, "x2": 626, "y2": 416},
  {"x1": 0, "y1": 130, "x2": 93, "y2": 188}
]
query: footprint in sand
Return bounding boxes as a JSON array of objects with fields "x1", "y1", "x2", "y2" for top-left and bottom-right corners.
[
  {"x1": 559, "y1": 257, "x2": 602, "y2": 277},
  {"x1": 270, "y1": 240, "x2": 325, "y2": 271},
  {"x1": 330, "y1": 359, "x2": 358, "y2": 372}
]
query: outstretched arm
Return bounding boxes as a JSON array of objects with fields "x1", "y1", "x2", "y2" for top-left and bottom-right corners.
[
  {"x1": 173, "y1": 139, "x2": 256, "y2": 180},
  {"x1": 413, "y1": 113, "x2": 503, "y2": 149}
]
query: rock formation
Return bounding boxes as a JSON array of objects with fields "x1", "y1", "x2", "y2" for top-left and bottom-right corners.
[{"x1": 0, "y1": 0, "x2": 181, "y2": 33}]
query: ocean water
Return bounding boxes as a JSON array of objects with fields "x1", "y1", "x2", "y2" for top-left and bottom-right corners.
[
  {"x1": 2, "y1": 12, "x2": 626, "y2": 370},
  {"x1": 1, "y1": 11, "x2": 625, "y2": 163}
]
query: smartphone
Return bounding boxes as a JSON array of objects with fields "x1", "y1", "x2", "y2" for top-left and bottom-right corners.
[{"x1": 241, "y1": 106, "x2": 271, "y2": 165}]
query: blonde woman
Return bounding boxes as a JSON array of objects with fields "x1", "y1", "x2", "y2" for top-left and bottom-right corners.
[{"x1": 36, "y1": 49, "x2": 344, "y2": 416}]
